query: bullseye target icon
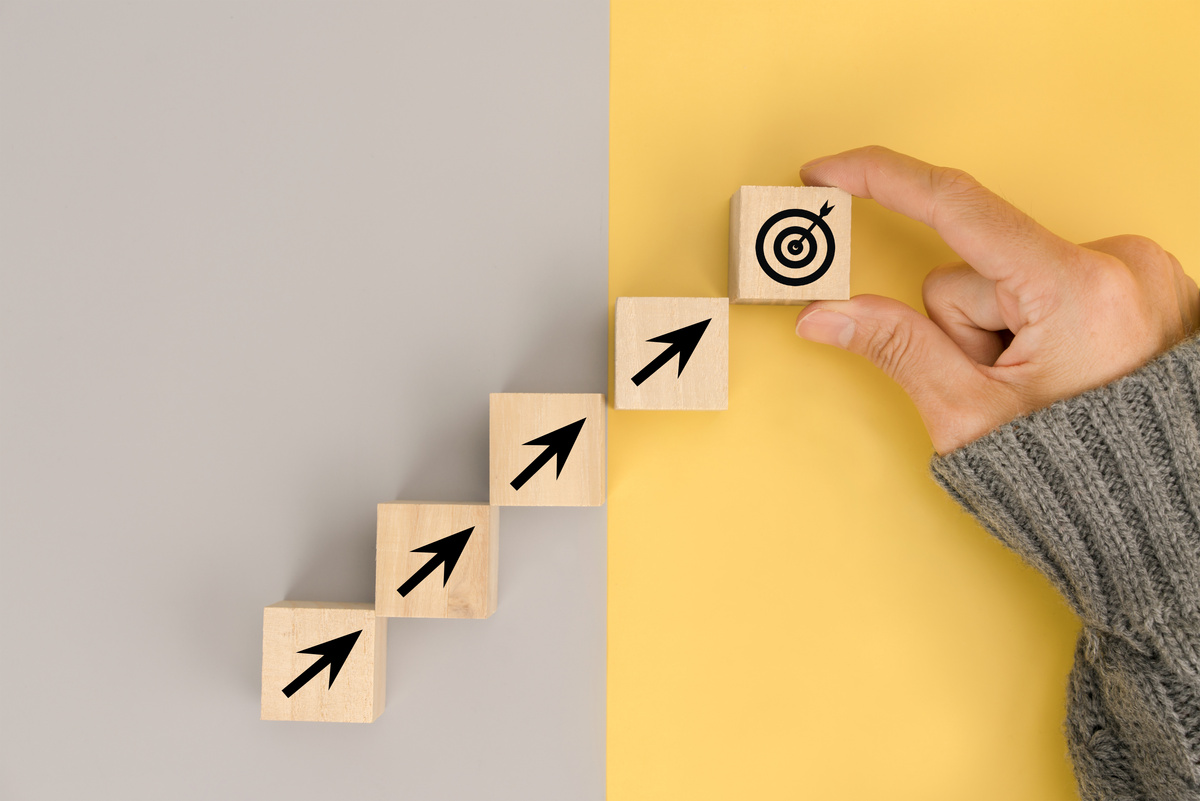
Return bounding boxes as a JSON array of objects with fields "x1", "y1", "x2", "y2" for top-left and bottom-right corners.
[{"x1": 754, "y1": 201, "x2": 836, "y2": 287}]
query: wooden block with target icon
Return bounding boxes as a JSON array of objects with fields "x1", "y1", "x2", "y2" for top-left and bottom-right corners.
[
  {"x1": 615, "y1": 296, "x2": 729, "y2": 410},
  {"x1": 729, "y1": 185, "x2": 851, "y2": 304}
]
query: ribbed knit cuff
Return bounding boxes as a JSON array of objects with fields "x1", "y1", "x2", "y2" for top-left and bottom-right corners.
[{"x1": 931, "y1": 335, "x2": 1200, "y2": 677}]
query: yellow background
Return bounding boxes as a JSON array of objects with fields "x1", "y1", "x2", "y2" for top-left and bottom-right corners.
[{"x1": 608, "y1": 2, "x2": 1199, "y2": 799}]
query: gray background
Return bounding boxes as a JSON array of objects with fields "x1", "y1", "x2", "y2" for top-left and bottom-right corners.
[{"x1": 0, "y1": 2, "x2": 607, "y2": 799}]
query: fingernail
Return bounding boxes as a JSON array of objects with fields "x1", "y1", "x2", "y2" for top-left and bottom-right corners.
[
  {"x1": 800, "y1": 155, "x2": 830, "y2": 172},
  {"x1": 795, "y1": 309, "x2": 855, "y2": 348}
]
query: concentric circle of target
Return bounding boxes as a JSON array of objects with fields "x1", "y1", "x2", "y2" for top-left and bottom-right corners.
[{"x1": 754, "y1": 208, "x2": 836, "y2": 286}]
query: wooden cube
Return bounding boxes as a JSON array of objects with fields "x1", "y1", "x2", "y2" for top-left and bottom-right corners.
[
  {"x1": 489, "y1": 393, "x2": 606, "y2": 506},
  {"x1": 261, "y1": 601, "x2": 385, "y2": 723},
  {"x1": 729, "y1": 185, "x2": 851, "y2": 304},
  {"x1": 615, "y1": 297, "x2": 729, "y2": 410},
  {"x1": 375, "y1": 502, "x2": 498, "y2": 619}
]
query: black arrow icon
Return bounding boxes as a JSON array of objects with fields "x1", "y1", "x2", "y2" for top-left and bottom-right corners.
[
  {"x1": 397, "y1": 526, "x2": 475, "y2": 597},
  {"x1": 630, "y1": 318, "x2": 712, "y2": 386},
  {"x1": 509, "y1": 418, "x2": 586, "y2": 491},
  {"x1": 281, "y1": 630, "x2": 362, "y2": 698}
]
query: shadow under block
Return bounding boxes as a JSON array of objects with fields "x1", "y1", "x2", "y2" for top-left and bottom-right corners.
[
  {"x1": 489, "y1": 393, "x2": 606, "y2": 506},
  {"x1": 729, "y1": 185, "x2": 851, "y2": 304},
  {"x1": 261, "y1": 601, "x2": 386, "y2": 723},
  {"x1": 375, "y1": 502, "x2": 498, "y2": 619},
  {"x1": 615, "y1": 297, "x2": 729, "y2": 410}
]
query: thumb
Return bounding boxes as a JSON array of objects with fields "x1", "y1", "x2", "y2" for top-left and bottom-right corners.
[{"x1": 795, "y1": 295, "x2": 990, "y2": 436}]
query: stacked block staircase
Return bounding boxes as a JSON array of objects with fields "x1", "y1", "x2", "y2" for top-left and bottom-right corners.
[{"x1": 261, "y1": 184, "x2": 851, "y2": 722}]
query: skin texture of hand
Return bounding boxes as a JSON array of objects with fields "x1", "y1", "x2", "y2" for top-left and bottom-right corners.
[{"x1": 794, "y1": 146, "x2": 1200, "y2": 456}]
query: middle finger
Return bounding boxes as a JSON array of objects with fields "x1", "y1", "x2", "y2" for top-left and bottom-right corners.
[{"x1": 922, "y1": 262, "x2": 1009, "y2": 365}]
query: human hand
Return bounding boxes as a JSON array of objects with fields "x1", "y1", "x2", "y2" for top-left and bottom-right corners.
[{"x1": 794, "y1": 146, "x2": 1200, "y2": 455}]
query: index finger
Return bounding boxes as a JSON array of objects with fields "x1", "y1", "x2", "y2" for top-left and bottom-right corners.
[{"x1": 800, "y1": 146, "x2": 1079, "y2": 285}]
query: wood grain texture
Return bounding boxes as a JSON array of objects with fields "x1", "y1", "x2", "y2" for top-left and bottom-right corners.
[
  {"x1": 261, "y1": 601, "x2": 386, "y2": 723},
  {"x1": 489, "y1": 393, "x2": 606, "y2": 506},
  {"x1": 729, "y1": 185, "x2": 851, "y2": 304},
  {"x1": 375, "y1": 502, "x2": 498, "y2": 619},
  {"x1": 615, "y1": 297, "x2": 728, "y2": 410}
]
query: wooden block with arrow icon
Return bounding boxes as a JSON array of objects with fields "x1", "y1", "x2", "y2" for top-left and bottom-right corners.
[
  {"x1": 489, "y1": 393, "x2": 606, "y2": 506},
  {"x1": 615, "y1": 296, "x2": 729, "y2": 410},
  {"x1": 729, "y1": 185, "x2": 851, "y2": 304},
  {"x1": 375, "y1": 502, "x2": 498, "y2": 619},
  {"x1": 261, "y1": 601, "x2": 386, "y2": 723}
]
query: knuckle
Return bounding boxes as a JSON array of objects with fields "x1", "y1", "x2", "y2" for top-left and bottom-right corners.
[
  {"x1": 921, "y1": 264, "x2": 960, "y2": 321},
  {"x1": 1185, "y1": 274, "x2": 1200, "y2": 334},
  {"x1": 931, "y1": 166, "x2": 980, "y2": 198},
  {"x1": 1165, "y1": 249, "x2": 1184, "y2": 273},
  {"x1": 1184, "y1": 271, "x2": 1199, "y2": 300},
  {"x1": 922, "y1": 263, "x2": 960, "y2": 301},
  {"x1": 860, "y1": 144, "x2": 892, "y2": 162},
  {"x1": 926, "y1": 167, "x2": 998, "y2": 229},
  {"x1": 1108, "y1": 234, "x2": 1170, "y2": 266},
  {"x1": 864, "y1": 317, "x2": 921, "y2": 378},
  {"x1": 1086, "y1": 255, "x2": 1140, "y2": 309}
]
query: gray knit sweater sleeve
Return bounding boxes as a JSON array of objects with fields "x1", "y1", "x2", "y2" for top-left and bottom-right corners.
[{"x1": 931, "y1": 334, "x2": 1200, "y2": 801}]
